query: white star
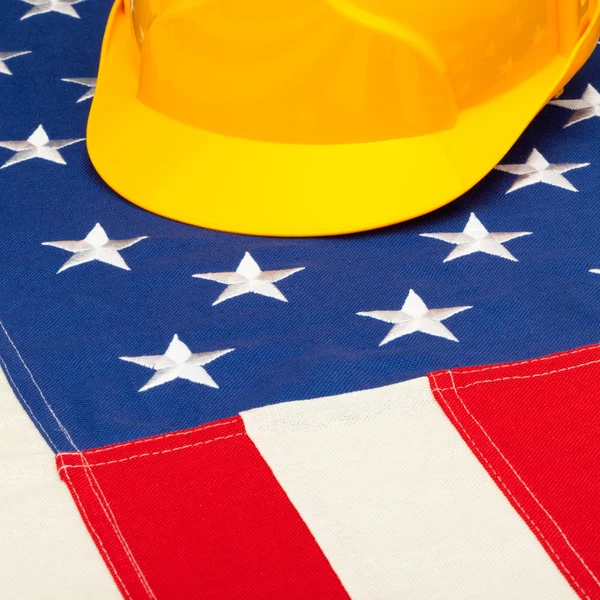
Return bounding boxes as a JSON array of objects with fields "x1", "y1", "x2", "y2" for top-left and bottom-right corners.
[
  {"x1": 0, "y1": 125, "x2": 84, "y2": 169},
  {"x1": 193, "y1": 252, "x2": 305, "y2": 305},
  {"x1": 590, "y1": 269, "x2": 600, "y2": 274},
  {"x1": 20, "y1": 0, "x2": 84, "y2": 19},
  {"x1": 420, "y1": 213, "x2": 532, "y2": 262},
  {"x1": 0, "y1": 51, "x2": 31, "y2": 76},
  {"x1": 61, "y1": 77, "x2": 96, "y2": 102},
  {"x1": 494, "y1": 149, "x2": 589, "y2": 193},
  {"x1": 550, "y1": 84, "x2": 600, "y2": 127},
  {"x1": 357, "y1": 290, "x2": 472, "y2": 346},
  {"x1": 42, "y1": 223, "x2": 147, "y2": 273},
  {"x1": 120, "y1": 334, "x2": 235, "y2": 392}
]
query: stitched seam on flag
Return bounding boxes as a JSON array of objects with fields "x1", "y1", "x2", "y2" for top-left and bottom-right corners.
[
  {"x1": 447, "y1": 370, "x2": 600, "y2": 590},
  {"x1": 434, "y1": 356, "x2": 600, "y2": 391},
  {"x1": 78, "y1": 463, "x2": 157, "y2": 599},
  {"x1": 454, "y1": 343, "x2": 600, "y2": 376},
  {"x1": 57, "y1": 353, "x2": 600, "y2": 468},
  {"x1": 0, "y1": 320, "x2": 74, "y2": 449},
  {"x1": 57, "y1": 432, "x2": 246, "y2": 472},
  {"x1": 63, "y1": 467, "x2": 134, "y2": 600},
  {"x1": 0, "y1": 319, "x2": 157, "y2": 600},
  {"x1": 430, "y1": 373, "x2": 590, "y2": 600},
  {"x1": 79, "y1": 466, "x2": 154, "y2": 599},
  {"x1": 0, "y1": 353, "x2": 59, "y2": 453},
  {"x1": 64, "y1": 418, "x2": 240, "y2": 456}
]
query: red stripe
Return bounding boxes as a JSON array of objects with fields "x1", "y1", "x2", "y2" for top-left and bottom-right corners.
[
  {"x1": 57, "y1": 416, "x2": 349, "y2": 600},
  {"x1": 429, "y1": 343, "x2": 600, "y2": 600}
]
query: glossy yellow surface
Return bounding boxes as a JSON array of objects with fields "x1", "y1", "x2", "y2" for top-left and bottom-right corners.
[{"x1": 88, "y1": 0, "x2": 600, "y2": 236}]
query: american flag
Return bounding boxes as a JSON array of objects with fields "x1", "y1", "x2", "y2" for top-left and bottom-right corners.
[{"x1": 1, "y1": 2, "x2": 600, "y2": 599}]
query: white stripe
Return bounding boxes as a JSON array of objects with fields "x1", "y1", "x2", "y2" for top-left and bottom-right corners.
[
  {"x1": 0, "y1": 367, "x2": 121, "y2": 599},
  {"x1": 242, "y1": 377, "x2": 576, "y2": 600}
]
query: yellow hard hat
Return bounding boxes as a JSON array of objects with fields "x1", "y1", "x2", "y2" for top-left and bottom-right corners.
[{"x1": 88, "y1": 0, "x2": 600, "y2": 237}]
